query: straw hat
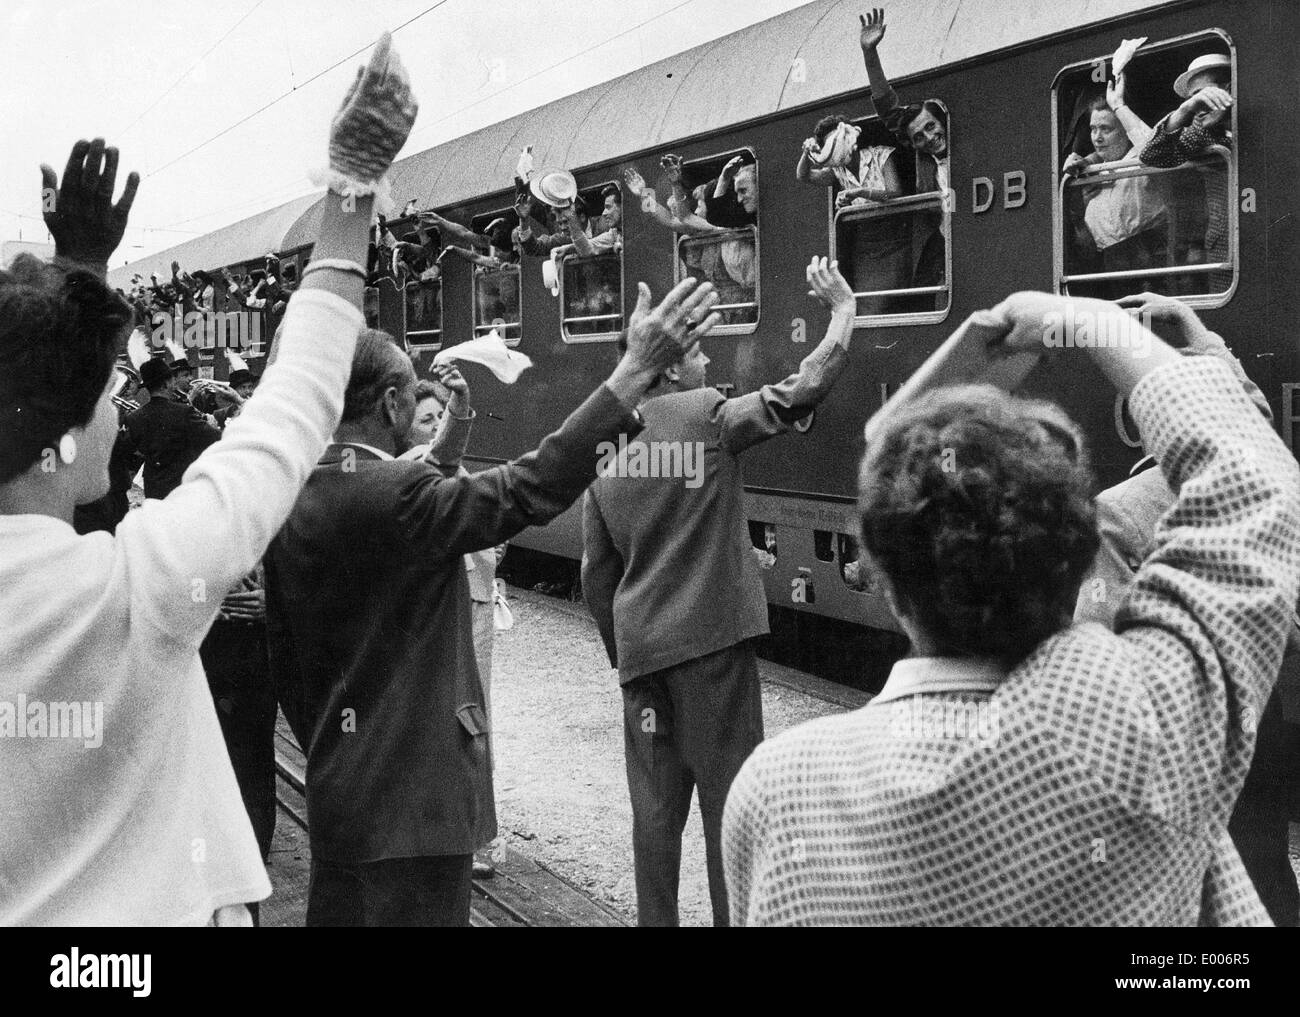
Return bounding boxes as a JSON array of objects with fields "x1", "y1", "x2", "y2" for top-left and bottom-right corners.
[
  {"x1": 1174, "y1": 53, "x2": 1231, "y2": 98},
  {"x1": 529, "y1": 169, "x2": 578, "y2": 207}
]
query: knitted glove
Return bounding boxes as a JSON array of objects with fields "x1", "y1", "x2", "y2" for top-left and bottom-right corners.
[{"x1": 312, "y1": 32, "x2": 418, "y2": 213}]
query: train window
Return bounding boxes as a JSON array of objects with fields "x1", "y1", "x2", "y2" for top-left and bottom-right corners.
[
  {"x1": 837, "y1": 533, "x2": 878, "y2": 595},
  {"x1": 403, "y1": 276, "x2": 443, "y2": 352},
  {"x1": 473, "y1": 264, "x2": 521, "y2": 345},
  {"x1": 749, "y1": 521, "x2": 777, "y2": 569},
  {"x1": 1052, "y1": 31, "x2": 1236, "y2": 306},
  {"x1": 671, "y1": 148, "x2": 758, "y2": 334},
  {"x1": 560, "y1": 181, "x2": 624, "y2": 342},
  {"x1": 377, "y1": 218, "x2": 443, "y2": 352},
  {"x1": 829, "y1": 108, "x2": 951, "y2": 325},
  {"x1": 470, "y1": 207, "x2": 523, "y2": 345}
]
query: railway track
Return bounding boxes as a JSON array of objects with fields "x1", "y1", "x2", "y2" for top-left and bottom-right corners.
[{"x1": 272, "y1": 724, "x2": 625, "y2": 928}]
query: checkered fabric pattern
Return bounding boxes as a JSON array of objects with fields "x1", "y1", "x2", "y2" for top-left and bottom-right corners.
[{"x1": 723, "y1": 357, "x2": 1300, "y2": 926}]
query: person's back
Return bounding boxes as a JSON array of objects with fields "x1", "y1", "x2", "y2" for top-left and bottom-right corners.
[
  {"x1": 583, "y1": 257, "x2": 858, "y2": 926},
  {"x1": 124, "y1": 396, "x2": 219, "y2": 499},
  {"x1": 265, "y1": 275, "x2": 728, "y2": 925},
  {"x1": 585, "y1": 386, "x2": 765, "y2": 677},
  {"x1": 266, "y1": 450, "x2": 495, "y2": 865},
  {"x1": 724, "y1": 293, "x2": 1300, "y2": 927}
]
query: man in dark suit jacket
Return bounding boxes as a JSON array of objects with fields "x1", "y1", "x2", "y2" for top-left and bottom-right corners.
[
  {"x1": 123, "y1": 357, "x2": 220, "y2": 499},
  {"x1": 580, "y1": 257, "x2": 859, "y2": 926},
  {"x1": 265, "y1": 279, "x2": 721, "y2": 926}
]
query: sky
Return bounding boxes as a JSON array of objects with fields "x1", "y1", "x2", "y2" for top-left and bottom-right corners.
[{"x1": 0, "y1": 0, "x2": 814, "y2": 266}]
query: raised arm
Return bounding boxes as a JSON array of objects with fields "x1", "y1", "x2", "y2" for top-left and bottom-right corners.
[
  {"x1": 624, "y1": 170, "x2": 726, "y2": 236},
  {"x1": 858, "y1": 9, "x2": 900, "y2": 116},
  {"x1": 115, "y1": 33, "x2": 417, "y2": 644},
  {"x1": 569, "y1": 212, "x2": 596, "y2": 258},
  {"x1": 394, "y1": 277, "x2": 724, "y2": 560},
  {"x1": 713, "y1": 156, "x2": 743, "y2": 199},
  {"x1": 993, "y1": 292, "x2": 1300, "y2": 828},
  {"x1": 716, "y1": 257, "x2": 856, "y2": 453},
  {"x1": 1140, "y1": 88, "x2": 1232, "y2": 167},
  {"x1": 424, "y1": 364, "x2": 473, "y2": 474},
  {"x1": 419, "y1": 210, "x2": 492, "y2": 251},
  {"x1": 1107, "y1": 72, "x2": 1155, "y2": 153},
  {"x1": 796, "y1": 137, "x2": 837, "y2": 187},
  {"x1": 40, "y1": 139, "x2": 139, "y2": 279}
]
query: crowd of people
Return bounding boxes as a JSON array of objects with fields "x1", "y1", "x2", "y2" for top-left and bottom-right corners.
[{"x1": 2, "y1": 13, "x2": 1295, "y2": 933}]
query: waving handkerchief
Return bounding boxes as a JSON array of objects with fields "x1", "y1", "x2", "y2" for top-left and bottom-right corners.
[
  {"x1": 433, "y1": 330, "x2": 533, "y2": 383},
  {"x1": 163, "y1": 334, "x2": 187, "y2": 364},
  {"x1": 1112, "y1": 37, "x2": 1147, "y2": 77},
  {"x1": 127, "y1": 326, "x2": 151, "y2": 370}
]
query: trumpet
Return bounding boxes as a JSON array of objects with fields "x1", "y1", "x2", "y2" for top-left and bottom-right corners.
[{"x1": 112, "y1": 364, "x2": 142, "y2": 416}]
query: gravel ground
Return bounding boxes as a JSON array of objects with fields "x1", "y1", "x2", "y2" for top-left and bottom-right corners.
[
  {"x1": 488, "y1": 585, "x2": 849, "y2": 927},
  {"x1": 490, "y1": 586, "x2": 1300, "y2": 927}
]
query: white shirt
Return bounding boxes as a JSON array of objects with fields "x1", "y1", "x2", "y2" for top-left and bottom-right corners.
[
  {"x1": 0, "y1": 289, "x2": 362, "y2": 925},
  {"x1": 1083, "y1": 138, "x2": 1166, "y2": 251}
]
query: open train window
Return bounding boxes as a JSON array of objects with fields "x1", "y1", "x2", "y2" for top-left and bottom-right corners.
[
  {"x1": 748, "y1": 520, "x2": 777, "y2": 569},
  {"x1": 560, "y1": 181, "x2": 624, "y2": 343},
  {"x1": 828, "y1": 107, "x2": 951, "y2": 325},
  {"x1": 403, "y1": 277, "x2": 443, "y2": 352},
  {"x1": 1052, "y1": 31, "x2": 1237, "y2": 307},
  {"x1": 470, "y1": 207, "x2": 522, "y2": 346},
  {"x1": 670, "y1": 148, "x2": 759, "y2": 334},
  {"x1": 392, "y1": 221, "x2": 443, "y2": 352}
]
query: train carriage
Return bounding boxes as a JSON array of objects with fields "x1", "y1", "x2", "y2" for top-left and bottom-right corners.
[{"x1": 110, "y1": 0, "x2": 1300, "y2": 686}]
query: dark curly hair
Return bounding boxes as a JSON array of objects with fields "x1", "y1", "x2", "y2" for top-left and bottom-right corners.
[
  {"x1": 886, "y1": 99, "x2": 948, "y2": 147},
  {"x1": 859, "y1": 385, "x2": 1099, "y2": 665},
  {"x1": 0, "y1": 255, "x2": 132, "y2": 484}
]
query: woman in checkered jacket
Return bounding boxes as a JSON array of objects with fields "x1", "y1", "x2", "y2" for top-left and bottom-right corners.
[{"x1": 723, "y1": 292, "x2": 1300, "y2": 926}]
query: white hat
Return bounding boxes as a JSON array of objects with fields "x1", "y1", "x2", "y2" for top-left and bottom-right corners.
[
  {"x1": 1174, "y1": 53, "x2": 1231, "y2": 98},
  {"x1": 529, "y1": 170, "x2": 578, "y2": 208}
]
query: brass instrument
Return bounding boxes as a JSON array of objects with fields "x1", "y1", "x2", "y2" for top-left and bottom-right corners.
[{"x1": 112, "y1": 364, "x2": 142, "y2": 416}]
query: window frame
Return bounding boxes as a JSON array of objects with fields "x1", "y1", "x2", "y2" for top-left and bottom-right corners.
[
  {"x1": 472, "y1": 261, "x2": 522, "y2": 346},
  {"x1": 825, "y1": 104, "x2": 953, "y2": 328},
  {"x1": 469, "y1": 204, "x2": 523, "y2": 347},
  {"x1": 559, "y1": 178, "x2": 625, "y2": 345},
  {"x1": 403, "y1": 275, "x2": 444, "y2": 353},
  {"x1": 1050, "y1": 29, "x2": 1238, "y2": 309},
  {"x1": 670, "y1": 146, "x2": 760, "y2": 337}
]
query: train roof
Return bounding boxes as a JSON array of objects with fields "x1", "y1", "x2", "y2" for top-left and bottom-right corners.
[{"x1": 109, "y1": 0, "x2": 1173, "y2": 288}]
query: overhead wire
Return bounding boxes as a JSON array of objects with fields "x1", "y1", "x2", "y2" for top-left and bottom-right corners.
[
  {"x1": 117, "y1": 0, "x2": 270, "y2": 138},
  {"x1": 141, "y1": 0, "x2": 455, "y2": 180}
]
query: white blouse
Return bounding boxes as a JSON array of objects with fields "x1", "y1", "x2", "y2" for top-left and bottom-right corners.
[{"x1": 0, "y1": 289, "x2": 362, "y2": 925}]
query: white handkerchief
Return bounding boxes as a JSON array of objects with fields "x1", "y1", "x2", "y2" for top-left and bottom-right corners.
[
  {"x1": 164, "y1": 334, "x2": 187, "y2": 363},
  {"x1": 516, "y1": 147, "x2": 535, "y2": 182},
  {"x1": 1112, "y1": 37, "x2": 1147, "y2": 77},
  {"x1": 433, "y1": 331, "x2": 533, "y2": 384},
  {"x1": 127, "y1": 327, "x2": 151, "y2": 370}
]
